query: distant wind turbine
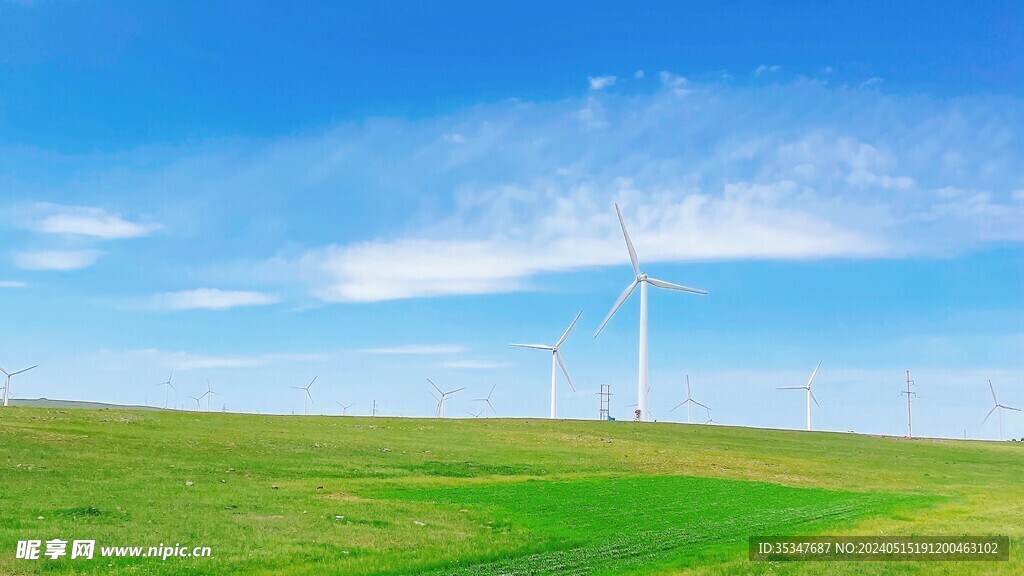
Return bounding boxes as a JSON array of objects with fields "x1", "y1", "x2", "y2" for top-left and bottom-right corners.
[
  {"x1": 778, "y1": 361, "x2": 822, "y2": 431},
  {"x1": 336, "y1": 401, "x2": 354, "y2": 416},
  {"x1": 156, "y1": 370, "x2": 176, "y2": 409},
  {"x1": 982, "y1": 380, "x2": 1020, "y2": 441},
  {"x1": 474, "y1": 384, "x2": 497, "y2": 417},
  {"x1": 1, "y1": 364, "x2": 38, "y2": 407},
  {"x1": 189, "y1": 395, "x2": 202, "y2": 411},
  {"x1": 669, "y1": 375, "x2": 709, "y2": 424},
  {"x1": 594, "y1": 203, "x2": 708, "y2": 422},
  {"x1": 465, "y1": 407, "x2": 487, "y2": 418},
  {"x1": 511, "y1": 310, "x2": 582, "y2": 419},
  {"x1": 199, "y1": 380, "x2": 220, "y2": 412},
  {"x1": 293, "y1": 377, "x2": 316, "y2": 415},
  {"x1": 428, "y1": 378, "x2": 463, "y2": 418}
]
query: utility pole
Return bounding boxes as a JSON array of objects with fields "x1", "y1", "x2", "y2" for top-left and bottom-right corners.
[
  {"x1": 597, "y1": 385, "x2": 612, "y2": 420},
  {"x1": 371, "y1": 400, "x2": 377, "y2": 417},
  {"x1": 902, "y1": 370, "x2": 916, "y2": 438}
]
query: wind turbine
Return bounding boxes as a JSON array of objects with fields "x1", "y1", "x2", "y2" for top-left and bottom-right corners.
[
  {"x1": 594, "y1": 203, "x2": 708, "y2": 422},
  {"x1": 474, "y1": 384, "x2": 497, "y2": 417},
  {"x1": 156, "y1": 370, "x2": 176, "y2": 409},
  {"x1": 465, "y1": 407, "x2": 487, "y2": 418},
  {"x1": 1, "y1": 364, "x2": 38, "y2": 407},
  {"x1": 189, "y1": 395, "x2": 202, "y2": 411},
  {"x1": 428, "y1": 379, "x2": 463, "y2": 418},
  {"x1": 336, "y1": 401, "x2": 354, "y2": 416},
  {"x1": 293, "y1": 377, "x2": 316, "y2": 415},
  {"x1": 669, "y1": 375, "x2": 709, "y2": 424},
  {"x1": 982, "y1": 380, "x2": 1020, "y2": 441},
  {"x1": 511, "y1": 310, "x2": 582, "y2": 419},
  {"x1": 778, "y1": 361, "x2": 822, "y2": 431},
  {"x1": 199, "y1": 380, "x2": 220, "y2": 412}
]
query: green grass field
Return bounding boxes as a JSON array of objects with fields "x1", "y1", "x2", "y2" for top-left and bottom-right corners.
[{"x1": 1, "y1": 408, "x2": 1021, "y2": 575}]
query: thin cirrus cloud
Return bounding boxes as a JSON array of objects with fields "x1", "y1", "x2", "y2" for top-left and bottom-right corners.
[
  {"x1": 360, "y1": 344, "x2": 466, "y2": 355},
  {"x1": 150, "y1": 288, "x2": 280, "y2": 311},
  {"x1": 11, "y1": 75, "x2": 1024, "y2": 303},
  {"x1": 96, "y1": 348, "x2": 329, "y2": 371},
  {"x1": 32, "y1": 206, "x2": 160, "y2": 239},
  {"x1": 0, "y1": 280, "x2": 28, "y2": 288},
  {"x1": 14, "y1": 249, "x2": 101, "y2": 271}
]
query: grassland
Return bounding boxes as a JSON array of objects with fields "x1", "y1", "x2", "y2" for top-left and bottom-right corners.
[{"x1": 0, "y1": 408, "x2": 1021, "y2": 575}]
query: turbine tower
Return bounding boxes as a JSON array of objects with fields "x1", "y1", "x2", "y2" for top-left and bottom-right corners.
[
  {"x1": 594, "y1": 203, "x2": 707, "y2": 422},
  {"x1": 156, "y1": 370, "x2": 176, "y2": 409},
  {"x1": 428, "y1": 379, "x2": 464, "y2": 418},
  {"x1": 1, "y1": 364, "x2": 38, "y2": 407},
  {"x1": 293, "y1": 377, "x2": 316, "y2": 415},
  {"x1": 511, "y1": 310, "x2": 582, "y2": 419},
  {"x1": 983, "y1": 380, "x2": 1020, "y2": 441},
  {"x1": 778, "y1": 361, "x2": 822, "y2": 431},
  {"x1": 669, "y1": 375, "x2": 709, "y2": 424}
]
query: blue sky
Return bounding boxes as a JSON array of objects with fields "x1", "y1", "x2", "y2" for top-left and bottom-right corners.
[{"x1": 1, "y1": 1, "x2": 1022, "y2": 439}]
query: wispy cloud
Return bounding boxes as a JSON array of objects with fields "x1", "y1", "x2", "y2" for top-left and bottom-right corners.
[
  {"x1": 11, "y1": 76, "x2": 1024, "y2": 303},
  {"x1": 755, "y1": 64, "x2": 781, "y2": 76},
  {"x1": 14, "y1": 249, "x2": 101, "y2": 271},
  {"x1": 441, "y1": 359, "x2": 509, "y2": 369},
  {"x1": 32, "y1": 205, "x2": 160, "y2": 239},
  {"x1": 588, "y1": 75, "x2": 617, "y2": 90},
  {"x1": 150, "y1": 288, "x2": 279, "y2": 311},
  {"x1": 0, "y1": 280, "x2": 27, "y2": 288},
  {"x1": 98, "y1": 348, "x2": 328, "y2": 371},
  {"x1": 360, "y1": 344, "x2": 466, "y2": 355}
]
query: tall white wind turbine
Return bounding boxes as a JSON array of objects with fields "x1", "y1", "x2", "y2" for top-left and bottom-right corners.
[
  {"x1": 293, "y1": 376, "x2": 316, "y2": 415},
  {"x1": 669, "y1": 375, "x2": 709, "y2": 424},
  {"x1": 428, "y1": 378, "x2": 464, "y2": 418},
  {"x1": 156, "y1": 370, "x2": 176, "y2": 409},
  {"x1": 594, "y1": 203, "x2": 708, "y2": 422},
  {"x1": 336, "y1": 401, "x2": 354, "y2": 416},
  {"x1": 1, "y1": 364, "x2": 37, "y2": 407},
  {"x1": 511, "y1": 310, "x2": 582, "y2": 419},
  {"x1": 778, "y1": 361, "x2": 822, "y2": 431},
  {"x1": 982, "y1": 380, "x2": 1020, "y2": 441}
]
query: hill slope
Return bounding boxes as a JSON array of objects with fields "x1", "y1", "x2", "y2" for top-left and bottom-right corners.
[{"x1": 0, "y1": 408, "x2": 1021, "y2": 575}]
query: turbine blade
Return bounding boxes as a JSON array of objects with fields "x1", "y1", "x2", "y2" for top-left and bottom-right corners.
[
  {"x1": 510, "y1": 344, "x2": 554, "y2": 350},
  {"x1": 810, "y1": 390, "x2": 821, "y2": 408},
  {"x1": 692, "y1": 400, "x2": 709, "y2": 410},
  {"x1": 669, "y1": 402, "x2": 685, "y2": 413},
  {"x1": 594, "y1": 278, "x2": 639, "y2": 338},
  {"x1": 487, "y1": 384, "x2": 496, "y2": 400},
  {"x1": 427, "y1": 378, "x2": 443, "y2": 395},
  {"x1": 614, "y1": 203, "x2": 641, "y2": 276},
  {"x1": 1003, "y1": 405, "x2": 1021, "y2": 412},
  {"x1": 646, "y1": 277, "x2": 708, "y2": 295},
  {"x1": 0, "y1": 367, "x2": 8, "y2": 376},
  {"x1": 777, "y1": 386, "x2": 804, "y2": 390},
  {"x1": 555, "y1": 351, "x2": 575, "y2": 392},
  {"x1": 555, "y1": 310, "x2": 583, "y2": 348},
  {"x1": 806, "y1": 360, "x2": 823, "y2": 389},
  {"x1": 989, "y1": 380, "x2": 998, "y2": 404},
  {"x1": 982, "y1": 405, "x2": 997, "y2": 424},
  {"x1": 10, "y1": 365, "x2": 38, "y2": 376},
  {"x1": 448, "y1": 387, "x2": 466, "y2": 395},
  {"x1": 309, "y1": 376, "x2": 318, "y2": 388}
]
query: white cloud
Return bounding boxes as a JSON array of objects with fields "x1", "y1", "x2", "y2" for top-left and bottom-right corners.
[
  {"x1": 1012, "y1": 190, "x2": 1024, "y2": 201},
  {"x1": 0, "y1": 280, "x2": 27, "y2": 288},
  {"x1": 755, "y1": 64, "x2": 781, "y2": 76},
  {"x1": 360, "y1": 344, "x2": 465, "y2": 355},
  {"x1": 14, "y1": 249, "x2": 101, "y2": 271},
  {"x1": 634, "y1": 69, "x2": 645, "y2": 79},
  {"x1": 588, "y1": 75, "x2": 617, "y2": 90},
  {"x1": 658, "y1": 71, "x2": 690, "y2": 96},
  {"x1": 97, "y1": 348, "x2": 328, "y2": 371},
  {"x1": 441, "y1": 359, "x2": 510, "y2": 369},
  {"x1": 32, "y1": 205, "x2": 159, "y2": 239},
  {"x1": 150, "y1": 288, "x2": 279, "y2": 310}
]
